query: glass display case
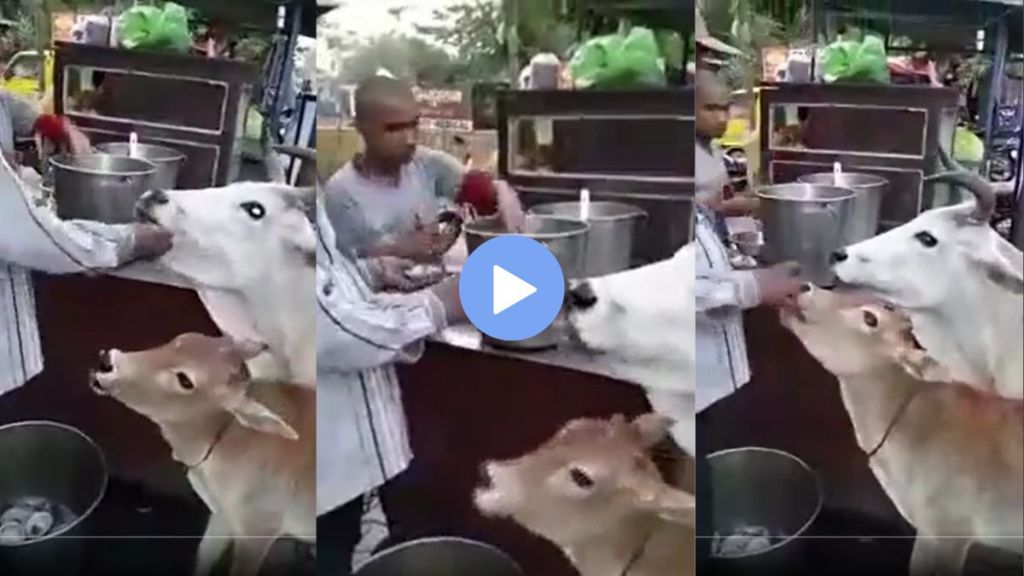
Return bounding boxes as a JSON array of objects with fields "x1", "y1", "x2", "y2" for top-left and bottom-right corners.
[
  {"x1": 498, "y1": 89, "x2": 694, "y2": 264},
  {"x1": 54, "y1": 42, "x2": 258, "y2": 188},
  {"x1": 759, "y1": 83, "x2": 961, "y2": 231}
]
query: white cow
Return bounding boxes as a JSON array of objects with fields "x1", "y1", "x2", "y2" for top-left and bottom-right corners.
[
  {"x1": 832, "y1": 151, "x2": 1023, "y2": 400},
  {"x1": 565, "y1": 244, "x2": 696, "y2": 455},
  {"x1": 136, "y1": 183, "x2": 316, "y2": 386}
]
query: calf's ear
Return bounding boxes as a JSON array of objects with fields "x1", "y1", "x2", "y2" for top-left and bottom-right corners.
[
  {"x1": 632, "y1": 479, "x2": 695, "y2": 526},
  {"x1": 632, "y1": 413, "x2": 675, "y2": 448},
  {"x1": 227, "y1": 395, "x2": 299, "y2": 440}
]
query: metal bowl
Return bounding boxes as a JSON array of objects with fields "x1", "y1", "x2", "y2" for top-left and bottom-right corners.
[
  {"x1": 463, "y1": 215, "x2": 589, "y2": 350},
  {"x1": 528, "y1": 201, "x2": 647, "y2": 276},
  {"x1": 707, "y1": 447, "x2": 823, "y2": 574},
  {"x1": 49, "y1": 153, "x2": 156, "y2": 224},
  {"x1": 797, "y1": 172, "x2": 888, "y2": 243},
  {"x1": 0, "y1": 421, "x2": 108, "y2": 574},
  {"x1": 354, "y1": 537, "x2": 523, "y2": 576},
  {"x1": 95, "y1": 142, "x2": 186, "y2": 190}
]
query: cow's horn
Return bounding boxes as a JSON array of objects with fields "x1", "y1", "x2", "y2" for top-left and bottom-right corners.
[{"x1": 925, "y1": 145, "x2": 995, "y2": 224}]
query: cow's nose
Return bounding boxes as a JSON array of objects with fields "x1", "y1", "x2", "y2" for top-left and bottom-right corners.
[
  {"x1": 800, "y1": 283, "x2": 812, "y2": 293},
  {"x1": 97, "y1": 349, "x2": 113, "y2": 373},
  {"x1": 830, "y1": 249, "x2": 848, "y2": 264},
  {"x1": 135, "y1": 189, "x2": 168, "y2": 221},
  {"x1": 569, "y1": 282, "x2": 598, "y2": 310}
]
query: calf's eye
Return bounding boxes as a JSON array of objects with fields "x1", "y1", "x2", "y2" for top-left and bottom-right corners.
[
  {"x1": 176, "y1": 372, "x2": 195, "y2": 390},
  {"x1": 913, "y1": 231, "x2": 938, "y2": 248},
  {"x1": 862, "y1": 310, "x2": 879, "y2": 328},
  {"x1": 569, "y1": 467, "x2": 595, "y2": 489},
  {"x1": 241, "y1": 201, "x2": 266, "y2": 220}
]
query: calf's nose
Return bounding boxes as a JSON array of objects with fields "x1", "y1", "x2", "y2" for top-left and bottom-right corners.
[
  {"x1": 97, "y1": 349, "x2": 113, "y2": 373},
  {"x1": 830, "y1": 249, "x2": 848, "y2": 264}
]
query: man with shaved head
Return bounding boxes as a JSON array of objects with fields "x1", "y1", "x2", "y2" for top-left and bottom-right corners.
[{"x1": 324, "y1": 75, "x2": 523, "y2": 265}]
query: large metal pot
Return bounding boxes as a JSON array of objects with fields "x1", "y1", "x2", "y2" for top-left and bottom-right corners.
[
  {"x1": 95, "y1": 142, "x2": 186, "y2": 190},
  {"x1": 797, "y1": 172, "x2": 888, "y2": 243},
  {"x1": 707, "y1": 447, "x2": 823, "y2": 576},
  {"x1": 0, "y1": 421, "x2": 108, "y2": 576},
  {"x1": 529, "y1": 201, "x2": 647, "y2": 276},
  {"x1": 464, "y1": 215, "x2": 589, "y2": 350},
  {"x1": 50, "y1": 154, "x2": 156, "y2": 224},
  {"x1": 756, "y1": 184, "x2": 856, "y2": 286},
  {"x1": 354, "y1": 537, "x2": 523, "y2": 576}
]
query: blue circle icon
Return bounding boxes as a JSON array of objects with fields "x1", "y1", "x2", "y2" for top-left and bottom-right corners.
[{"x1": 459, "y1": 236, "x2": 565, "y2": 341}]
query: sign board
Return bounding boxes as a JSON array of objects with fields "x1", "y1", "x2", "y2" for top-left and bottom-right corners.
[{"x1": 413, "y1": 87, "x2": 473, "y2": 131}]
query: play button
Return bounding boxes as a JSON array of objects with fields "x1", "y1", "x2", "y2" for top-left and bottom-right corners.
[
  {"x1": 459, "y1": 236, "x2": 565, "y2": 341},
  {"x1": 492, "y1": 265, "x2": 537, "y2": 314}
]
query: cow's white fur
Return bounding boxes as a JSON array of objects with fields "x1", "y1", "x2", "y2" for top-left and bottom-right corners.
[
  {"x1": 834, "y1": 200, "x2": 1024, "y2": 399},
  {"x1": 140, "y1": 183, "x2": 316, "y2": 385},
  {"x1": 566, "y1": 245, "x2": 695, "y2": 454}
]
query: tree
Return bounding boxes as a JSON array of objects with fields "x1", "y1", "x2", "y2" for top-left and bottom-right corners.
[{"x1": 339, "y1": 34, "x2": 455, "y2": 86}]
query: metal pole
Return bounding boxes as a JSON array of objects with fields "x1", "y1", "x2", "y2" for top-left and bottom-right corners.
[
  {"x1": 505, "y1": 0, "x2": 519, "y2": 84},
  {"x1": 981, "y1": 15, "x2": 1008, "y2": 179}
]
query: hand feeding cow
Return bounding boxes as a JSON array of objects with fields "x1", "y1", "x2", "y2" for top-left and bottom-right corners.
[
  {"x1": 474, "y1": 413, "x2": 695, "y2": 576},
  {"x1": 781, "y1": 285, "x2": 1023, "y2": 575},
  {"x1": 564, "y1": 244, "x2": 696, "y2": 456},
  {"x1": 831, "y1": 148, "x2": 1023, "y2": 399},
  {"x1": 90, "y1": 333, "x2": 315, "y2": 576},
  {"x1": 135, "y1": 183, "x2": 316, "y2": 385}
]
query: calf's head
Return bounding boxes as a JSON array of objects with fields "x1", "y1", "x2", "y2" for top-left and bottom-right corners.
[
  {"x1": 474, "y1": 413, "x2": 694, "y2": 547},
  {"x1": 566, "y1": 245, "x2": 694, "y2": 381},
  {"x1": 781, "y1": 285, "x2": 939, "y2": 380},
  {"x1": 832, "y1": 153, "x2": 1023, "y2": 308},
  {"x1": 136, "y1": 183, "x2": 316, "y2": 289},
  {"x1": 90, "y1": 333, "x2": 297, "y2": 440}
]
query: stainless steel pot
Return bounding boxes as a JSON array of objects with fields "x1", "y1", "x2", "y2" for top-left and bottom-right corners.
[
  {"x1": 0, "y1": 421, "x2": 108, "y2": 576},
  {"x1": 50, "y1": 154, "x2": 156, "y2": 224},
  {"x1": 756, "y1": 184, "x2": 856, "y2": 286},
  {"x1": 95, "y1": 142, "x2": 186, "y2": 190},
  {"x1": 464, "y1": 215, "x2": 589, "y2": 350},
  {"x1": 797, "y1": 172, "x2": 888, "y2": 243},
  {"x1": 528, "y1": 201, "x2": 647, "y2": 276},
  {"x1": 354, "y1": 537, "x2": 523, "y2": 576},
  {"x1": 707, "y1": 447, "x2": 823, "y2": 576}
]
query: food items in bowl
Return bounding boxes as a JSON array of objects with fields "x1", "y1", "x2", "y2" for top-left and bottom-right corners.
[
  {"x1": 0, "y1": 496, "x2": 76, "y2": 545},
  {"x1": 712, "y1": 525, "x2": 776, "y2": 558}
]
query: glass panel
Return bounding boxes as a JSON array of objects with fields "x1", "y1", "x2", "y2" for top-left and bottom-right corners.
[
  {"x1": 768, "y1": 104, "x2": 928, "y2": 157},
  {"x1": 508, "y1": 115, "x2": 693, "y2": 179},
  {"x1": 63, "y1": 65, "x2": 228, "y2": 132}
]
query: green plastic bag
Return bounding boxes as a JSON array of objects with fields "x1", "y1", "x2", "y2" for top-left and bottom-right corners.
[
  {"x1": 569, "y1": 27, "x2": 666, "y2": 89},
  {"x1": 953, "y1": 125, "x2": 984, "y2": 170},
  {"x1": 118, "y1": 3, "x2": 192, "y2": 54},
  {"x1": 822, "y1": 33, "x2": 890, "y2": 84}
]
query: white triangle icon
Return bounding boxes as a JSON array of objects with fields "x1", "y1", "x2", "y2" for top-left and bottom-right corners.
[{"x1": 493, "y1": 265, "x2": 537, "y2": 315}]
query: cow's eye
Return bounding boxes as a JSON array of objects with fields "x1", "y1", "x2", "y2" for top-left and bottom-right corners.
[
  {"x1": 862, "y1": 310, "x2": 879, "y2": 328},
  {"x1": 913, "y1": 231, "x2": 938, "y2": 248},
  {"x1": 568, "y1": 467, "x2": 594, "y2": 489},
  {"x1": 241, "y1": 201, "x2": 266, "y2": 220},
  {"x1": 176, "y1": 372, "x2": 195, "y2": 390}
]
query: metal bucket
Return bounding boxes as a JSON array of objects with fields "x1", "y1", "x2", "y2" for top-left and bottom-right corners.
[
  {"x1": 355, "y1": 537, "x2": 523, "y2": 576},
  {"x1": 528, "y1": 201, "x2": 647, "y2": 277},
  {"x1": 756, "y1": 184, "x2": 856, "y2": 286},
  {"x1": 464, "y1": 215, "x2": 589, "y2": 350},
  {"x1": 797, "y1": 172, "x2": 888, "y2": 243},
  {"x1": 0, "y1": 421, "x2": 108, "y2": 576},
  {"x1": 707, "y1": 447, "x2": 823, "y2": 576},
  {"x1": 95, "y1": 142, "x2": 186, "y2": 190},
  {"x1": 50, "y1": 154, "x2": 156, "y2": 224}
]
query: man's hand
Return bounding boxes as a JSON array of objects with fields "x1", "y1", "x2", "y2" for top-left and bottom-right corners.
[
  {"x1": 753, "y1": 262, "x2": 804, "y2": 308},
  {"x1": 66, "y1": 123, "x2": 93, "y2": 155},
  {"x1": 719, "y1": 195, "x2": 760, "y2": 218},
  {"x1": 494, "y1": 180, "x2": 526, "y2": 233},
  {"x1": 370, "y1": 256, "x2": 445, "y2": 292},
  {"x1": 384, "y1": 219, "x2": 460, "y2": 264},
  {"x1": 427, "y1": 275, "x2": 467, "y2": 325},
  {"x1": 130, "y1": 224, "x2": 173, "y2": 260}
]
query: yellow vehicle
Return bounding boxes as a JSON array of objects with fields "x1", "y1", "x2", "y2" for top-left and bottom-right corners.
[
  {"x1": 0, "y1": 50, "x2": 55, "y2": 101},
  {"x1": 713, "y1": 87, "x2": 763, "y2": 184}
]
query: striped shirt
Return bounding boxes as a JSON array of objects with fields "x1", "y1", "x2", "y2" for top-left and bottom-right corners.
[
  {"x1": 694, "y1": 205, "x2": 760, "y2": 413},
  {"x1": 315, "y1": 197, "x2": 448, "y2": 515},
  {"x1": 0, "y1": 160, "x2": 135, "y2": 397}
]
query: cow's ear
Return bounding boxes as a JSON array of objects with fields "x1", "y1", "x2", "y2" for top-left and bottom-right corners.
[{"x1": 964, "y1": 239, "x2": 1024, "y2": 294}]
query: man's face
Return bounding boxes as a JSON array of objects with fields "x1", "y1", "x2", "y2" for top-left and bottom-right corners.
[
  {"x1": 695, "y1": 85, "x2": 730, "y2": 139},
  {"x1": 357, "y1": 96, "x2": 420, "y2": 168}
]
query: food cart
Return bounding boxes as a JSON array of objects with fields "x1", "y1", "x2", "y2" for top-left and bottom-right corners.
[{"x1": 0, "y1": 2, "x2": 316, "y2": 575}]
